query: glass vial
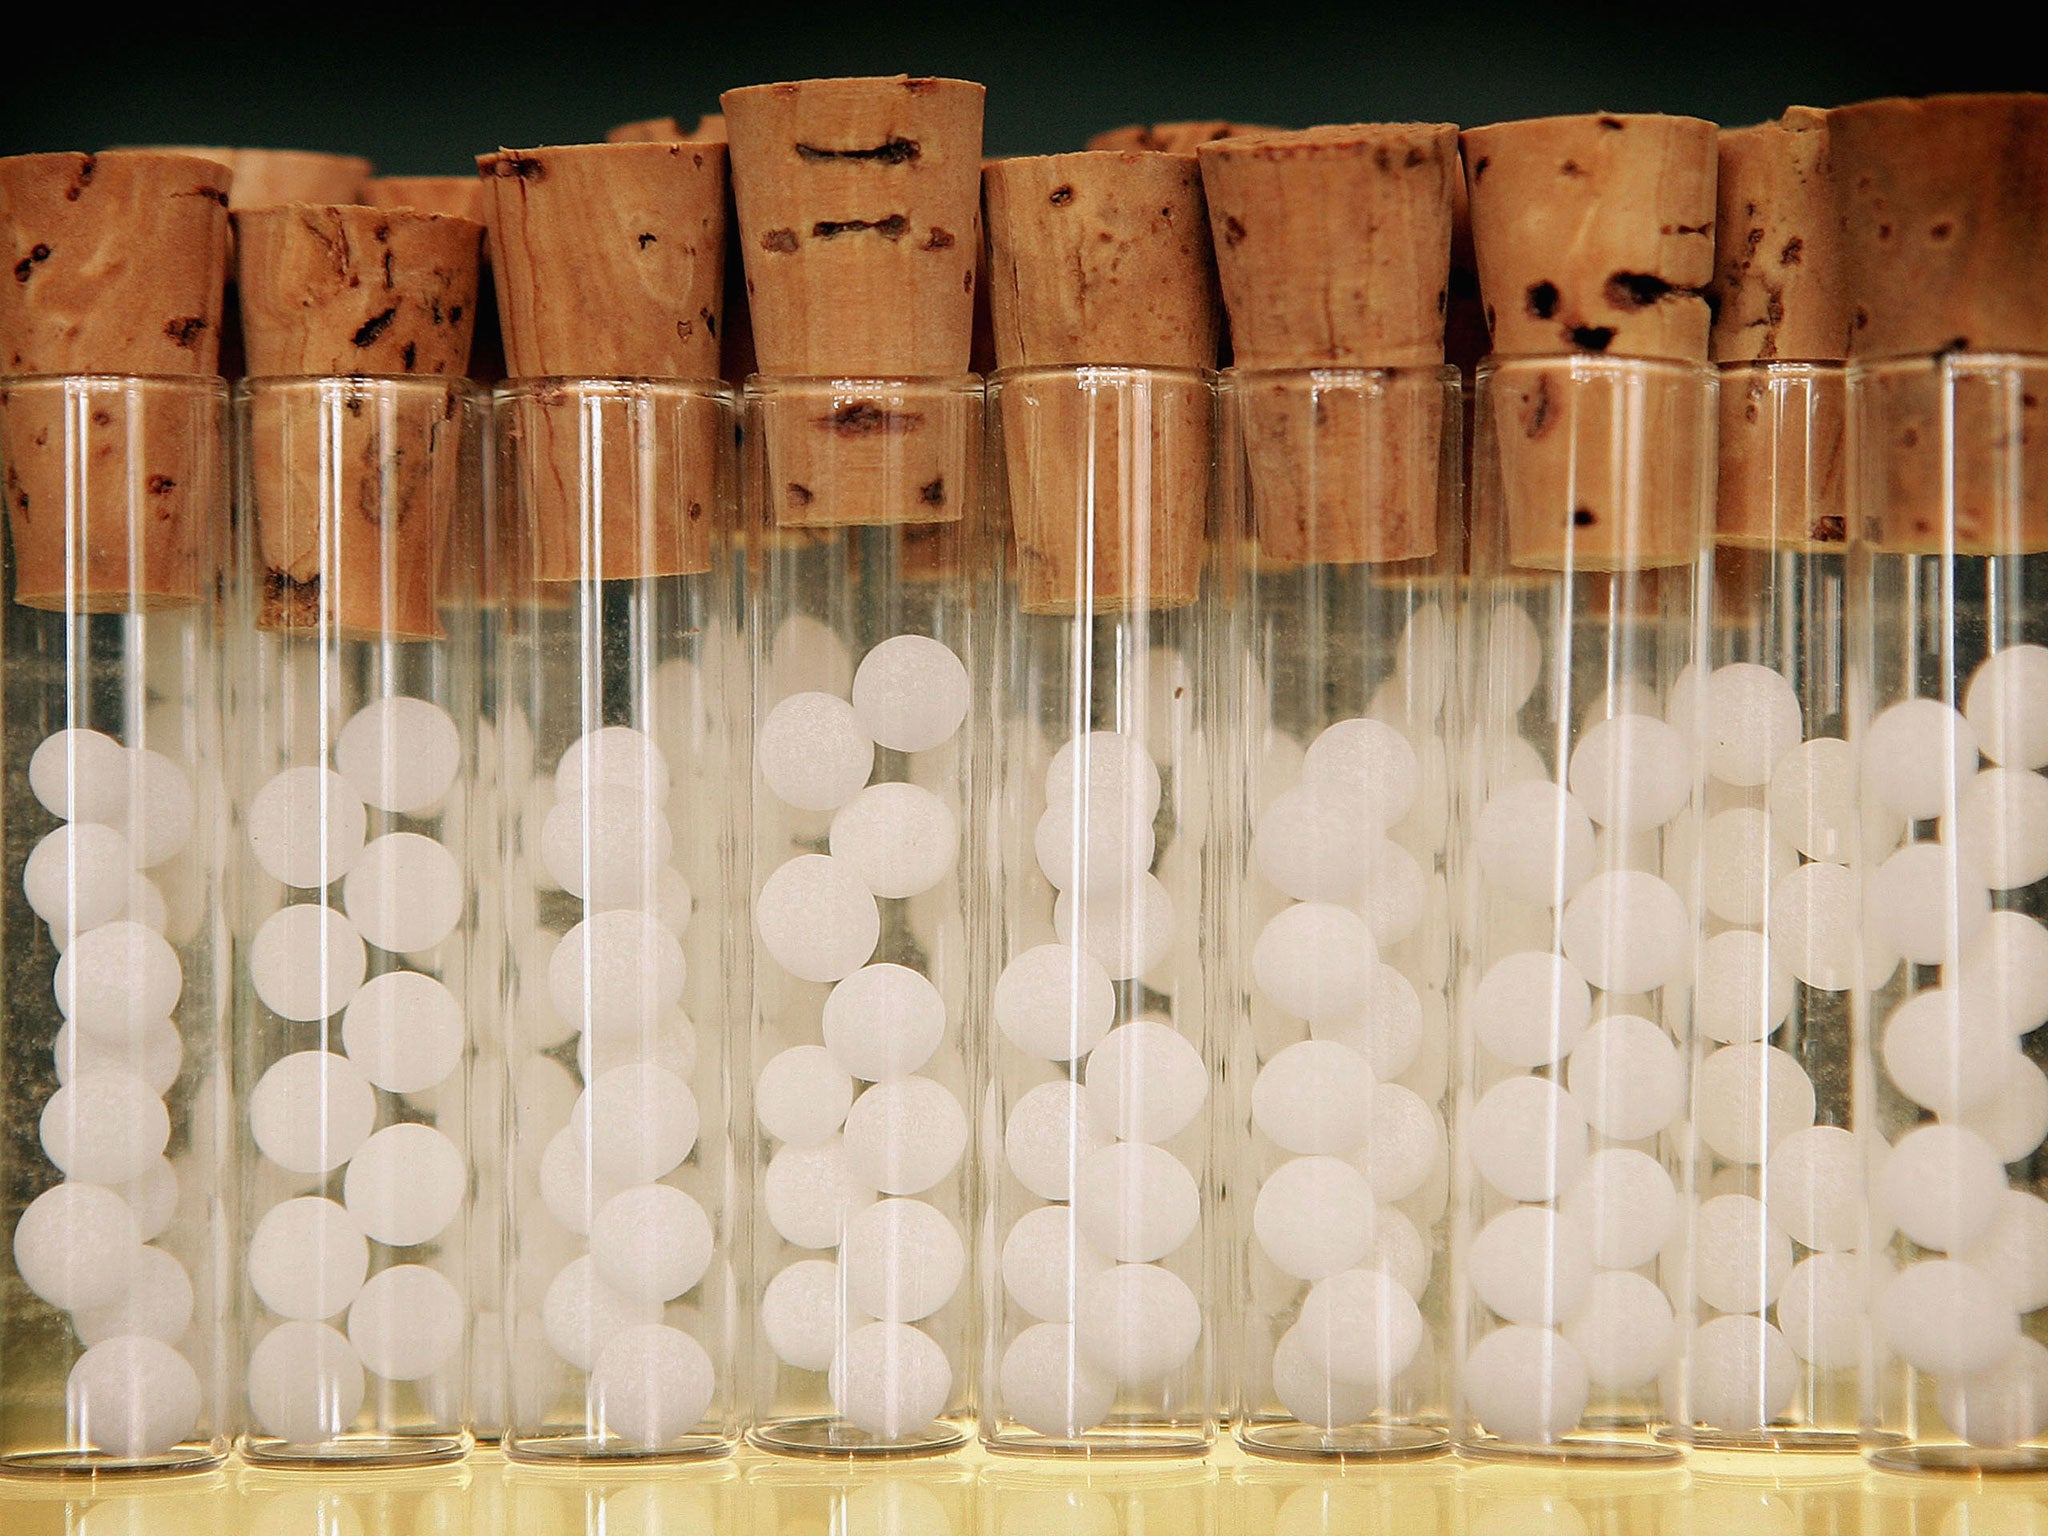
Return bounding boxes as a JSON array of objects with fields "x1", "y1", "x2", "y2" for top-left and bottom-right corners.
[
  {"x1": 0, "y1": 374, "x2": 233, "y2": 1472},
  {"x1": 1223, "y1": 366, "x2": 1462, "y2": 1460},
  {"x1": 746, "y1": 375, "x2": 981, "y2": 1456},
  {"x1": 1456, "y1": 355, "x2": 1715, "y2": 1460},
  {"x1": 1671, "y1": 359, "x2": 1864, "y2": 1449},
  {"x1": 980, "y1": 364, "x2": 1217, "y2": 1456},
  {"x1": 495, "y1": 379, "x2": 741, "y2": 1461},
  {"x1": 1854, "y1": 354, "x2": 2048, "y2": 1472},
  {"x1": 232, "y1": 376, "x2": 483, "y2": 1466}
]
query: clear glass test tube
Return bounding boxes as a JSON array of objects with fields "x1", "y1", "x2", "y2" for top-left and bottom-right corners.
[
  {"x1": 1671, "y1": 359, "x2": 1866, "y2": 1450},
  {"x1": 232, "y1": 375, "x2": 483, "y2": 1467},
  {"x1": 1223, "y1": 365, "x2": 1462, "y2": 1461},
  {"x1": 746, "y1": 374, "x2": 982, "y2": 1457},
  {"x1": 980, "y1": 364, "x2": 1218, "y2": 1457},
  {"x1": 1853, "y1": 354, "x2": 2048, "y2": 1473},
  {"x1": 495, "y1": 378, "x2": 741, "y2": 1462},
  {"x1": 1455, "y1": 354, "x2": 1714, "y2": 1461},
  {"x1": 0, "y1": 373, "x2": 233, "y2": 1473}
]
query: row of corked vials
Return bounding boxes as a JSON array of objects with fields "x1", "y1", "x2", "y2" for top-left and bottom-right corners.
[{"x1": 2, "y1": 82, "x2": 2046, "y2": 1474}]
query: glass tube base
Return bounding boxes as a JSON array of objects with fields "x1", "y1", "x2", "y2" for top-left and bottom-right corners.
[
  {"x1": 239, "y1": 1432, "x2": 470, "y2": 1471},
  {"x1": 0, "y1": 1443, "x2": 227, "y2": 1479},
  {"x1": 1459, "y1": 1432, "x2": 1683, "y2": 1466},
  {"x1": 748, "y1": 1416, "x2": 973, "y2": 1460},
  {"x1": 503, "y1": 1430, "x2": 733, "y2": 1466},
  {"x1": 1238, "y1": 1418, "x2": 1450, "y2": 1464},
  {"x1": 1658, "y1": 1424, "x2": 1869, "y2": 1453},
  {"x1": 1869, "y1": 1443, "x2": 2048, "y2": 1476}
]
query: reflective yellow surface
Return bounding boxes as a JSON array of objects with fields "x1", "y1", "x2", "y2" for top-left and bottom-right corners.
[{"x1": 2, "y1": 1446, "x2": 2047, "y2": 1532}]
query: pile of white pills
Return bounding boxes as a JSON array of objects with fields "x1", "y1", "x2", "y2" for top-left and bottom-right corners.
[
  {"x1": 242, "y1": 694, "x2": 472, "y2": 1447},
  {"x1": 11, "y1": 727, "x2": 204, "y2": 1460},
  {"x1": 755, "y1": 632, "x2": 969, "y2": 1441}
]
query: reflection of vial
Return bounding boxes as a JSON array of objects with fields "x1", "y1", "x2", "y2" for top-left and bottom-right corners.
[{"x1": 1835, "y1": 94, "x2": 2048, "y2": 1474}]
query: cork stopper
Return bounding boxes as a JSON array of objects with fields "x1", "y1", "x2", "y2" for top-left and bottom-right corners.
[
  {"x1": 723, "y1": 76, "x2": 984, "y2": 528},
  {"x1": 984, "y1": 151, "x2": 1217, "y2": 612},
  {"x1": 1198, "y1": 125, "x2": 1456, "y2": 566},
  {"x1": 608, "y1": 114, "x2": 727, "y2": 144},
  {"x1": 1715, "y1": 362, "x2": 1847, "y2": 550},
  {"x1": 0, "y1": 152, "x2": 232, "y2": 611},
  {"x1": 1463, "y1": 114, "x2": 1717, "y2": 570},
  {"x1": 1087, "y1": 121, "x2": 1277, "y2": 153},
  {"x1": 210, "y1": 149, "x2": 370, "y2": 207},
  {"x1": 365, "y1": 175, "x2": 487, "y2": 224},
  {"x1": 479, "y1": 142, "x2": 729, "y2": 579}
]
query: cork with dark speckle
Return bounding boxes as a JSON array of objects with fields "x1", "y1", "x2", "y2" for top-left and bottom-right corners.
[
  {"x1": 1087, "y1": 121, "x2": 1278, "y2": 153},
  {"x1": 1199, "y1": 124, "x2": 1456, "y2": 565},
  {"x1": 366, "y1": 175, "x2": 487, "y2": 225}
]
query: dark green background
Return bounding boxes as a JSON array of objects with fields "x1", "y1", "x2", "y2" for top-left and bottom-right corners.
[{"x1": 0, "y1": 4, "x2": 2029, "y2": 171}]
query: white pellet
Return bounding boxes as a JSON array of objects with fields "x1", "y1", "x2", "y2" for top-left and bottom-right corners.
[
  {"x1": 1252, "y1": 783, "x2": 1376, "y2": 904},
  {"x1": 832, "y1": 782, "x2": 958, "y2": 899},
  {"x1": 1882, "y1": 987, "x2": 2019, "y2": 1116},
  {"x1": 1004, "y1": 1080, "x2": 1109, "y2": 1203},
  {"x1": 758, "y1": 693, "x2": 875, "y2": 812},
  {"x1": 67, "y1": 1335, "x2": 201, "y2": 1459},
  {"x1": 842, "y1": 1198, "x2": 964, "y2": 1323},
  {"x1": 1568, "y1": 713, "x2": 1691, "y2": 832},
  {"x1": 1705, "y1": 664, "x2": 1804, "y2": 789},
  {"x1": 1694, "y1": 928, "x2": 1794, "y2": 1045},
  {"x1": 1939, "y1": 1336, "x2": 2048, "y2": 1450},
  {"x1": 1001, "y1": 1322, "x2": 1115, "y2": 1440},
  {"x1": 755, "y1": 854, "x2": 881, "y2": 984},
  {"x1": 29, "y1": 728, "x2": 129, "y2": 823},
  {"x1": 1561, "y1": 1270, "x2": 1673, "y2": 1391},
  {"x1": 1863, "y1": 697, "x2": 1980, "y2": 822},
  {"x1": 340, "y1": 970, "x2": 463, "y2": 1094},
  {"x1": 1463, "y1": 1325, "x2": 1588, "y2": 1446},
  {"x1": 1764, "y1": 1125, "x2": 1863, "y2": 1252},
  {"x1": 1681, "y1": 1315, "x2": 1798, "y2": 1432},
  {"x1": 336, "y1": 696, "x2": 461, "y2": 815},
  {"x1": 1878, "y1": 1260, "x2": 2019, "y2": 1377},
  {"x1": 1485, "y1": 605, "x2": 1544, "y2": 711},
  {"x1": 347, "y1": 1264, "x2": 464, "y2": 1381},
  {"x1": 1560, "y1": 869, "x2": 1691, "y2": 995},
  {"x1": 1355, "y1": 840, "x2": 1429, "y2": 948},
  {"x1": 550, "y1": 907, "x2": 688, "y2": 1037},
  {"x1": 1566, "y1": 1013, "x2": 1684, "y2": 1141},
  {"x1": 247, "y1": 1197, "x2": 367, "y2": 1321},
  {"x1": 590, "y1": 1184, "x2": 714, "y2": 1303},
  {"x1": 24, "y1": 821, "x2": 133, "y2": 932},
  {"x1": 1959, "y1": 1189, "x2": 2048, "y2": 1314},
  {"x1": 1252, "y1": 903, "x2": 1377, "y2": 1022},
  {"x1": 1694, "y1": 1044, "x2": 1815, "y2": 1165},
  {"x1": 1073, "y1": 1263, "x2": 1201, "y2": 1385},
  {"x1": 828, "y1": 1321, "x2": 952, "y2": 1439},
  {"x1": 1701, "y1": 807, "x2": 1796, "y2": 927},
  {"x1": 1472, "y1": 951, "x2": 1591, "y2": 1070},
  {"x1": 1766, "y1": 860, "x2": 1862, "y2": 992},
  {"x1": 38, "y1": 1070, "x2": 168, "y2": 1186},
  {"x1": 58, "y1": 919, "x2": 183, "y2": 1040},
  {"x1": 1693, "y1": 1193, "x2": 1793, "y2": 1314},
  {"x1": 542, "y1": 1254, "x2": 663, "y2": 1372},
  {"x1": 1053, "y1": 873, "x2": 1175, "y2": 983},
  {"x1": 342, "y1": 832, "x2": 462, "y2": 954},
  {"x1": 247, "y1": 1321, "x2": 363, "y2": 1445},
  {"x1": 12, "y1": 1182, "x2": 139, "y2": 1312},
  {"x1": 1308, "y1": 964, "x2": 1423, "y2": 1082},
  {"x1": 762, "y1": 1259, "x2": 860, "y2": 1372},
  {"x1": 1035, "y1": 793, "x2": 1156, "y2": 896},
  {"x1": 763, "y1": 1136, "x2": 874, "y2": 1250},
  {"x1": 1300, "y1": 717, "x2": 1419, "y2": 830},
  {"x1": 591, "y1": 1323, "x2": 716, "y2": 1447},
  {"x1": 1296, "y1": 1266, "x2": 1425, "y2": 1390},
  {"x1": 1960, "y1": 910, "x2": 2048, "y2": 1035},
  {"x1": 1253, "y1": 1155, "x2": 1375, "y2": 1282},
  {"x1": 1949, "y1": 766, "x2": 2048, "y2": 891},
  {"x1": 343, "y1": 1123, "x2": 465, "y2": 1248},
  {"x1": 1961, "y1": 1057, "x2": 2048, "y2": 1164},
  {"x1": 1044, "y1": 731, "x2": 1162, "y2": 824},
  {"x1": 118, "y1": 749, "x2": 195, "y2": 868},
  {"x1": 250, "y1": 1051, "x2": 376, "y2": 1174},
  {"x1": 1468, "y1": 1075, "x2": 1587, "y2": 1204},
  {"x1": 1559, "y1": 1147, "x2": 1677, "y2": 1270},
  {"x1": 1869, "y1": 841, "x2": 1990, "y2": 967},
  {"x1": 1967, "y1": 645, "x2": 2048, "y2": 772},
  {"x1": 539, "y1": 787, "x2": 674, "y2": 905},
  {"x1": 851, "y1": 635, "x2": 969, "y2": 754},
  {"x1": 1775, "y1": 1250, "x2": 1864, "y2": 1371},
  {"x1": 247, "y1": 905, "x2": 362, "y2": 1024},
  {"x1": 1475, "y1": 780, "x2": 1596, "y2": 908},
  {"x1": 1001, "y1": 1205, "x2": 1113, "y2": 1325},
  {"x1": 755, "y1": 1045, "x2": 854, "y2": 1148},
  {"x1": 1767, "y1": 736, "x2": 1862, "y2": 863},
  {"x1": 1270, "y1": 1324, "x2": 1377, "y2": 1431},
  {"x1": 841, "y1": 1077, "x2": 968, "y2": 1197},
  {"x1": 1251, "y1": 1039, "x2": 1373, "y2": 1155},
  {"x1": 539, "y1": 1125, "x2": 620, "y2": 1237},
  {"x1": 583, "y1": 1062, "x2": 698, "y2": 1184},
  {"x1": 1072, "y1": 1142, "x2": 1200, "y2": 1264},
  {"x1": 1469, "y1": 1206, "x2": 1592, "y2": 1328},
  {"x1": 823, "y1": 964, "x2": 946, "y2": 1084},
  {"x1": 994, "y1": 944, "x2": 1117, "y2": 1062},
  {"x1": 1882, "y1": 1123, "x2": 2007, "y2": 1254},
  {"x1": 248, "y1": 766, "x2": 366, "y2": 889},
  {"x1": 73, "y1": 1244, "x2": 193, "y2": 1347},
  {"x1": 555, "y1": 724, "x2": 670, "y2": 807}
]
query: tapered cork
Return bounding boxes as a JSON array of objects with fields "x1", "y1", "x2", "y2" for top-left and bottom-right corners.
[
  {"x1": 365, "y1": 175, "x2": 487, "y2": 224},
  {"x1": 1087, "y1": 122, "x2": 1277, "y2": 153},
  {"x1": 1463, "y1": 114, "x2": 1716, "y2": 569},
  {"x1": 984, "y1": 151, "x2": 1217, "y2": 611},
  {"x1": 1860, "y1": 358, "x2": 2048, "y2": 555},
  {"x1": 608, "y1": 114, "x2": 727, "y2": 144},
  {"x1": 479, "y1": 141, "x2": 728, "y2": 578},
  {"x1": 236, "y1": 206, "x2": 482, "y2": 638},
  {"x1": 723, "y1": 75, "x2": 984, "y2": 527},
  {"x1": 1715, "y1": 363, "x2": 1846, "y2": 549},
  {"x1": 1198, "y1": 124, "x2": 1455, "y2": 565},
  {"x1": 0, "y1": 151, "x2": 232, "y2": 610},
  {"x1": 210, "y1": 149, "x2": 371, "y2": 207}
]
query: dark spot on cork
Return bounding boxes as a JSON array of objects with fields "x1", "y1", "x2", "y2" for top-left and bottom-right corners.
[
  {"x1": 198, "y1": 186, "x2": 228, "y2": 206},
  {"x1": 1853, "y1": 307, "x2": 1869, "y2": 331},
  {"x1": 1523, "y1": 374, "x2": 1553, "y2": 438},
  {"x1": 1901, "y1": 428, "x2": 1919, "y2": 447},
  {"x1": 14, "y1": 244, "x2": 52, "y2": 282},
  {"x1": 1485, "y1": 303, "x2": 1497, "y2": 333},
  {"x1": 490, "y1": 155, "x2": 547, "y2": 180},
  {"x1": 1406, "y1": 146, "x2": 1428, "y2": 167},
  {"x1": 824, "y1": 401, "x2": 918, "y2": 436},
  {"x1": 639, "y1": 232, "x2": 658, "y2": 249},
  {"x1": 1568, "y1": 325, "x2": 1615, "y2": 351},
  {"x1": 68, "y1": 155, "x2": 96, "y2": 200},
  {"x1": 1811, "y1": 513, "x2": 1846, "y2": 542},
  {"x1": 91, "y1": 409, "x2": 111, "y2": 427},
  {"x1": 786, "y1": 483, "x2": 813, "y2": 508},
  {"x1": 677, "y1": 319, "x2": 695, "y2": 341},
  {"x1": 1374, "y1": 146, "x2": 1393, "y2": 172},
  {"x1": 1674, "y1": 221, "x2": 1711, "y2": 236},
  {"x1": 795, "y1": 137, "x2": 920, "y2": 165},
  {"x1": 1573, "y1": 507, "x2": 1597, "y2": 526},
  {"x1": 1930, "y1": 222, "x2": 1953, "y2": 241},
  {"x1": 919, "y1": 478, "x2": 946, "y2": 506},
  {"x1": 163, "y1": 316, "x2": 208, "y2": 347},
  {"x1": 1049, "y1": 186, "x2": 1074, "y2": 207},
  {"x1": 401, "y1": 341, "x2": 418, "y2": 371},
  {"x1": 906, "y1": 79, "x2": 938, "y2": 94},
  {"x1": 1437, "y1": 287, "x2": 1446, "y2": 314},
  {"x1": 1560, "y1": 160, "x2": 1585, "y2": 177},
  {"x1": 450, "y1": 305, "x2": 464, "y2": 324},
  {"x1": 353, "y1": 309, "x2": 398, "y2": 348},
  {"x1": 1471, "y1": 156, "x2": 1489, "y2": 181},
  {"x1": 373, "y1": 222, "x2": 391, "y2": 242},
  {"x1": 1598, "y1": 116, "x2": 1625, "y2": 130},
  {"x1": 963, "y1": 270, "x2": 974, "y2": 292},
  {"x1": 1877, "y1": 223, "x2": 1892, "y2": 241},
  {"x1": 1780, "y1": 237, "x2": 1804, "y2": 266},
  {"x1": 922, "y1": 227, "x2": 955, "y2": 250},
  {"x1": 1605, "y1": 272, "x2": 1675, "y2": 309},
  {"x1": 146, "y1": 474, "x2": 176, "y2": 495},
  {"x1": 1223, "y1": 215, "x2": 1247, "y2": 246},
  {"x1": 1526, "y1": 281, "x2": 1559, "y2": 320},
  {"x1": 2026, "y1": 394, "x2": 2040, "y2": 410},
  {"x1": 703, "y1": 308, "x2": 718, "y2": 338},
  {"x1": 687, "y1": 500, "x2": 703, "y2": 523},
  {"x1": 382, "y1": 250, "x2": 395, "y2": 288},
  {"x1": 1160, "y1": 206, "x2": 1173, "y2": 220},
  {"x1": 812, "y1": 216, "x2": 907, "y2": 241},
  {"x1": 762, "y1": 228, "x2": 799, "y2": 254}
]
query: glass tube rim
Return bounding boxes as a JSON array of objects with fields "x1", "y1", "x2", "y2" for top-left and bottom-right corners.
[
  {"x1": 744, "y1": 372, "x2": 984, "y2": 397},
  {"x1": 0, "y1": 369, "x2": 229, "y2": 396},
  {"x1": 232, "y1": 373, "x2": 487, "y2": 404},
  {"x1": 1219, "y1": 361, "x2": 1462, "y2": 391},
  {"x1": 1476, "y1": 353, "x2": 1717, "y2": 387},
  {"x1": 1848, "y1": 348, "x2": 2048, "y2": 385},
  {"x1": 493, "y1": 375, "x2": 740, "y2": 407},
  {"x1": 988, "y1": 362, "x2": 1216, "y2": 391}
]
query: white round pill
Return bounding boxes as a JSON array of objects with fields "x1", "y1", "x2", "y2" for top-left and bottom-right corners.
[
  {"x1": 343, "y1": 1124, "x2": 465, "y2": 1247},
  {"x1": 1053, "y1": 873, "x2": 1176, "y2": 983},
  {"x1": 556, "y1": 724, "x2": 670, "y2": 806},
  {"x1": 1253, "y1": 1155, "x2": 1375, "y2": 1281},
  {"x1": 1001, "y1": 1322, "x2": 1115, "y2": 1440},
  {"x1": 57, "y1": 919, "x2": 183, "y2": 1040},
  {"x1": 1883, "y1": 986, "x2": 2019, "y2": 1115},
  {"x1": 1682, "y1": 1314, "x2": 1798, "y2": 1432},
  {"x1": 39, "y1": 1070, "x2": 168, "y2": 1185},
  {"x1": 111, "y1": 1156, "x2": 180, "y2": 1243},
  {"x1": 1475, "y1": 780, "x2": 1596, "y2": 907},
  {"x1": 1706, "y1": 664, "x2": 1804, "y2": 789},
  {"x1": 1560, "y1": 1147, "x2": 1677, "y2": 1270},
  {"x1": 762, "y1": 1259, "x2": 858, "y2": 1373},
  {"x1": 1962, "y1": 1057, "x2": 2048, "y2": 1165},
  {"x1": 576, "y1": 1006, "x2": 699, "y2": 1087},
  {"x1": 1087, "y1": 1018, "x2": 1209, "y2": 1145},
  {"x1": 1695, "y1": 1044, "x2": 1815, "y2": 1165},
  {"x1": 756, "y1": 854, "x2": 881, "y2": 983},
  {"x1": 1879, "y1": 1260, "x2": 2019, "y2": 1376},
  {"x1": 1253, "y1": 903, "x2": 1377, "y2": 1022},
  {"x1": 1472, "y1": 951, "x2": 1592, "y2": 1070},
  {"x1": 1297, "y1": 1266, "x2": 1425, "y2": 1387},
  {"x1": 248, "y1": 766, "x2": 365, "y2": 889},
  {"x1": 1485, "y1": 604, "x2": 1544, "y2": 709},
  {"x1": 1073, "y1": 1141, "x2": 1200, "y2": 1263},
  {"x1": 67, "y1": 1335, "x2": 201, "y2": 1459},
  {"x1": 1949, "y1": 767, "x2": 2048, "y2": 891},
  {"x1": 1767, "y1": 736, "x2": 1861, "y2": 862},
  {"x1": 585, "y1": 1062, "x2": 698, "y2": 1184},
  {"x1": 552, "y1": 908, "x2": 688, "y2": 1043},
  {"x1": 347, "y1": 1264, "x2": 463, "y2": 1381},
  {"x1": 1774, "y1": 1250, "x2": 1863, "y2": 1370},
  {"x1": 1005, "y1": 1081, "x2": 1109, "y2": 1203},
  {"x1": 1565, "y1": 1014, "x2": 1683, "y2": 1141},
  {"x1": 343, "y1": 832, "x2": 461, "y2": 954},
  {"x1": 1960, "y1": 1189, "x2": 2048, "y2": 1314},
  {"x1": 1939, "y1": 1336, "x2": 2048, "y2": 1450},
  {"x1": 1036, "y1": 793, "x2": 1156, "y2": 896},
  {"x1": 828, "y1": 1321, "x2": 952, "y2": 1439},
  {"x1": 24, "y1": 821, "x2": 133, "y2": 932},
  {"x1": 117, "y1": 749, "x2": 195, "y2": 868},
  {"x1": 1960, "y1": 909, "x2": 2048, "y2": 1035},
  {"x1": 1270, "y1": 1324, "x2": 1376, "y2": 1431},
  {"x1": 852, "y1": 635, "x2": 969, "y2": 754},
  {"x1": 1967, "y1": 645, "x2": 2048, "y2": 772},
  {"x1": 764, "y1": 1135, "x2": 874, "y2": 1249},
  {"x1": 1470, "y1": 1206, "x2": 1592, "y2": 1328},
  {"x1": 993, "y1": 944, "x2": 1117, "y2": 1061},
  {"x1": 340, "y1": 970, "x2": 463, "y2": 1094},
  {"x1": 1464, "y1": 1326, "x2": 1588, "y2": 1446},
  {"x1": 843, "y1": 1198, "x2": 964, "y2": 1323},
  {"x1": 842, "y1": 1077, "x2": 968, "y2": 1197},
  {"x1": 1001, "y1": 1206, "x2": 1111, "y2": 1325},
  {"x1": 1766, "y1": 860, "x2": 1862, "y2": 992},
  {"x1": 1309, "y1": 964, "x2": 1423, "y2": 1082},
  {"x1": 54, "y1": 1015, "x2": 183, "y2": 1098},
  {"x1": 1367, "y1": 1203, "x2": 1430, "y2": 1300},
  {"x1": 248, "y1": 905, "x2": 364, "y2": 1023},
  {"x1": 1561, "y1": 870, "x2": 1690, "y2": 994},
  {"x1": 1251, "y1": 783, "x2": 1374, "y2": 904},
  {"x1": 1352, "y1": 1084, "x2": 1441, "y2": 1203},
  {"x1": 1302, "y1": 717, "x2": 1419, "y2": 829},
  {"x1": 1568, "y1": 713, "x2": 1691, "y2": 832},
  {"x1": 1251, "y1": 1040, "x2": 1372, "y2": 1154},
  {"x1": 72, "y1": 1244, "x2": 193, "y2": 1347},
  {"x1": 756, "y1": 1045, "x2": 854, "y2": 1148},
  {"x1": 591, "y1": 1184, "x2": 714, "y2": 1303},
  {"x1": 539, "y1": 787, "x2": 674, "y2": 905},
  {"x1": 1074, "y1": 1263, "x2": 1201, "y2": 1384},
  {"x1": 13, "y1": 1182, "x2": 138, "y2": 1311},
  {"x1": 1864, "y1": 697, "x2": 1980, "y2": 821},
  {"x1": 759, "y1": 693, "x2": 875, "y2": 812},
  {"x1": 539, "y1": 1126, "x2": 620, "y2": 1237},
  {"x1": 30, "y1": 728, "x2": 129, "y2": 823},
  {"x1": 1694, "y1": 929, "x2": 1794, "y2": 1045},
  {"x1": 1468, "y1": 1075, "x2": 1587, "y2": 1203},
  {"x1": 1765, "y1": 1125, "x2": 1863, "y2": 1253},
  {"x1": 1869, "y1": 841, "x2": 1991, "y2": 967},
  {"x1": 1693, "y1": 1193, "x2": 1793, "y2": 1313},
  {"x1": 831, "y1": 782, "x2": 958, "y2": 899},
  {"x1": 1045, "y1": 731, "x2": 1162, "y2": 823},
  {"x1": 823, "y1": 964, "x2": 946, "y2": 1083},
  {"x1": 337, "y1": 696, "x2": 460, "y2": 815},
  {"x1": 543, "y1": 1254, "x2": 663, "y2": 1371},
  {"x1": 1355, "y1": 841, "x2": 1429, "y2": 948},
  {"x1": 1702, "y1": 808, "x2": 1796, "y2": 926},
  {"x1": 249, "y1": 1197, "x2": 368, "y2": 1320},
  {"x1": 247, "y1": 1320, "x2": 363, "y2": 1444},
  {"x1": 251, "y1": 1051, "x2": 375, "y2": 1174},
  {"x1": 1883, "y1": 1123, "x2": 2007, "y2": 1253},
  {"x1": 590, "y1": 1322, "x2": 715, "y2": 1448},
  {"x1": 1561, "y1": 1270, "x2": 1673, "y2": 1391}
]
